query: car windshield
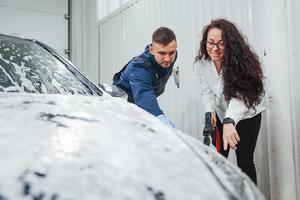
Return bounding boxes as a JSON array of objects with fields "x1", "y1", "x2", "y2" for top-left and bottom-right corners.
[{"x1": 0, "y1": 35, "x2": 95, "y2": 95}]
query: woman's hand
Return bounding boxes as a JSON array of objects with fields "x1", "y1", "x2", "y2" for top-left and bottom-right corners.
[
  {"x1": 211, "y1": 112, "x2": 217, "y2": 128},
  {"x1": 223, "y1": 123, "x2": 240, "y2": 150}
]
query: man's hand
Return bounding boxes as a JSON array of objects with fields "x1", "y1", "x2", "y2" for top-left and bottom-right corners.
[
  {"x1": 223, "y1": 123, "x2": 240, "y2": 150},
  {"x1": 157, "y1": 114, "x2": 175, "y2": 128}
]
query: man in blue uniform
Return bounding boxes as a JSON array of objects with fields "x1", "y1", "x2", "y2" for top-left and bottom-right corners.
[{"x1": 113, "y1": 27, "x2": 177, "y2": 128}]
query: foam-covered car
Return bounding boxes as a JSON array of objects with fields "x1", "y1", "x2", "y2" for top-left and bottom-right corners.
[{"x1": 0, "y1": 34, "x2": 265, "y2": 200}]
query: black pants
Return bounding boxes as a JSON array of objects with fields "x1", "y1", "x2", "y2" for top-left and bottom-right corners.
[{"x1": 214, "y1": 113, "x2": 261, "y2": 184}]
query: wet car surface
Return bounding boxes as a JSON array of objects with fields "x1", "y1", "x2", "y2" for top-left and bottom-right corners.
[
  {"x1": 0, "y1": 34, "x2": 265, "y2": 200},
  {"x1": 0, "y1": 34, "x2": 102, "y2": 95}
]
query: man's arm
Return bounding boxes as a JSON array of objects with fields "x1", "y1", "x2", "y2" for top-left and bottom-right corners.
[
  {"x1": 129, "y1": 64, "x2": 175, "y2": 128},
  {"x1": 129, "y1": 64, "x2": 163, "y2": 116}
]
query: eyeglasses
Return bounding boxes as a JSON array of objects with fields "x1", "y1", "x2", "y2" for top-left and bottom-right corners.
[{"x1": 206, "y1": 41, "x2": 225, "y2": 50}]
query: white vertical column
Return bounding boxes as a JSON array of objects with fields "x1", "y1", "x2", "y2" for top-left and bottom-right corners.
[
  {"x1": 97, "y1": 0, "x2": 109, "y2": 21},
  {"x1": 97, "y1": 0, "x2": 130, "y2": 21},
  {"x1": 71, "y1": 0, "x2": 98, "y2": 82}
]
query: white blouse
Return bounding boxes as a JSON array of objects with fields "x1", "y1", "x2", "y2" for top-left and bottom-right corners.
[{"x1": 196, "y1": 60, "x2": 266, "y2": 125}]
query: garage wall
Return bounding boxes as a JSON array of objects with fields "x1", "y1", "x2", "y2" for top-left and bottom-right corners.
[
  {"x1": 97, "y1": 0, "x2": 130, "y2": 21},
  {"x1": 0, "y1": 0, "x2": 69, "y2": 57},
  {"x1": 0, "y1": 0, "x2": 100, "y2": 85},
  {"x1": 287, "y1": 0, "x2": 300, "y2": 198},
  {"x1": 70, "y1": 0, "x2": 98, "y2": 82},
  {"x1": 97, "y1": 0, "x2": 300, "y2": 199}
]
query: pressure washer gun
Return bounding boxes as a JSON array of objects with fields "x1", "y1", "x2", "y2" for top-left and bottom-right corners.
[{"x1": 203, "y1": 112, "x2": 215, "y2": 146}]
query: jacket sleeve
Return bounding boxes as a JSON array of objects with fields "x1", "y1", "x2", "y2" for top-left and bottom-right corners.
[
  {"x1": 196, "y1": 65, "x2": 216, "y2": 113},
  {"x1": 129, "y1": 64, "x2": 163, "y2": 116},
  {"x1": 224, "y1": 98, "x2": 249, "y2": 125}
]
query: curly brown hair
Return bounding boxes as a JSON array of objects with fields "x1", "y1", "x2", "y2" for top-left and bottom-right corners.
[{"x1": 195, "y1": 18, "x2": 264, "y2": 110}]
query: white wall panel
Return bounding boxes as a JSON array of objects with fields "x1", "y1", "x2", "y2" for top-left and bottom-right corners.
[
  {"x1": 257, "y1": 1, "x2": 298, "y2": 199},
  {"x1": 97, "y1": 0, "x2": 300, "y2": 199},
  {"x1": 287, "y1": 0, "x2": 300, "y2": 198},
  {"x1": 0, "y1": 0, "x2": 68, "y2": 57}
]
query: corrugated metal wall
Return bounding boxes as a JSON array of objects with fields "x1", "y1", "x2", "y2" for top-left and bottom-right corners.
[
  {"x1": 97, "y1": 0, "x2": 300, "y2": 199},
  {"x1": 287, "y1": 0, "x2": 300, "y2": 198}
]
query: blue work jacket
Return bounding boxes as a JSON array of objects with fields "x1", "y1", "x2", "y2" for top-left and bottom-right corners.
[{"x1": 113, "y1": 44, "x2": 177, "y2": 116}]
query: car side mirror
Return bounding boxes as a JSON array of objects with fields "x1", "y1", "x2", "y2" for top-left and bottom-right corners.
[{"x1": 98, "y1": 83, "x2": 128, "y2": 100}]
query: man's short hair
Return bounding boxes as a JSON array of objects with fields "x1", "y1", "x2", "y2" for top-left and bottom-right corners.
[{"x1": 152, "y1": 27, "x2": 176, "y2": 46}]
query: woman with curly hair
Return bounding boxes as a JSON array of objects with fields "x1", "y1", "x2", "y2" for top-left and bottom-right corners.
[{"x1": 195, "y1": 18, "x2": 265, "y2": 184}]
